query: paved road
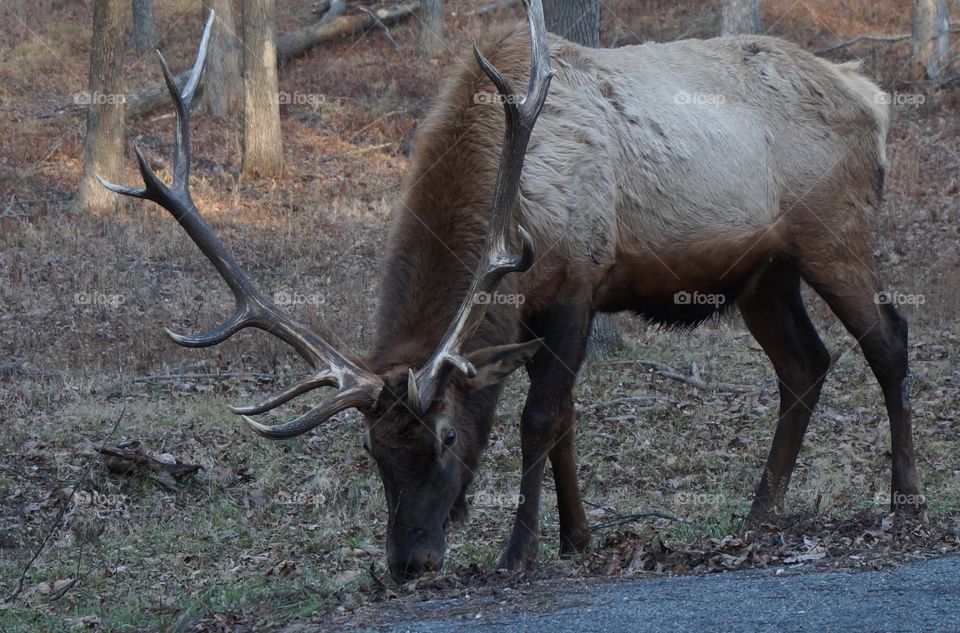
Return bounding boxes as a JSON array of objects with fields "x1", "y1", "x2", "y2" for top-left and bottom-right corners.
[{"x1": 362, "y1": 556, "x2": 960, "y2": 633}]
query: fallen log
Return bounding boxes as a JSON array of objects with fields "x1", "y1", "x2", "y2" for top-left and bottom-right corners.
[
  {"x1": 99, "y1": 441, "x2": 202, "y2": 491},
  {"x1": 277, "y1": 1, "x2": 419, "y2": 61},
  {"x1": 123, "y1": 2, "x2": 420, "y2": 118}
]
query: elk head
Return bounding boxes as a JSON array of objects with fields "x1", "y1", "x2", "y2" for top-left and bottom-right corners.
[{"x1": 100, "y1": 3, "x2": 554, "y2": 581}]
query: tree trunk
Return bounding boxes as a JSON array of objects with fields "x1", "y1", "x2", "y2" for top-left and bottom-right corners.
[
  {"x1": 588, "y1": 313, "x2": 622, "y2": 357},
  {"x1": 122, "y1": 2, "x2": 421, "y2": 119},
  {"x1": 241, "y1": 0, "x2": 283, "y2": 179},
  {"x1": 130, "y1": 0, "x2": 159, "y2": 54},
  {"x1": 200, "y1": 0, "x2": 243, "y2": 117},
  {"x1": 417, "y1": 0, "x2": 444, "y2": 58},
  {"x1": 75, "y1": 0, "x2": 128, "y2": 214},
  {"x1": 721, "y1": 0, "x2": 762, "y2": 36},
  {"x1": 543, "y1": 0, "x2": 600, "y2": 47},
  {"x1": 912, "y1": 0, "x2": 950, "y2": 85}
]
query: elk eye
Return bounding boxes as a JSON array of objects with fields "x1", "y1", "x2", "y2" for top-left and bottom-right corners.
[{"x1": 442, "y1": 428, "x2": 457, "y2": 448}]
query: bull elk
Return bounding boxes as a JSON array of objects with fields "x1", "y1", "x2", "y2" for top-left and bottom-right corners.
[{"x1": 101, "y1": 2, "x2": 922, "y2": 581}]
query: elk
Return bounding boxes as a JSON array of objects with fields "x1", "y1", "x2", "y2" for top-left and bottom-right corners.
[{"x1": 102, "y1": 2, "x2": 922, "y2": 581}]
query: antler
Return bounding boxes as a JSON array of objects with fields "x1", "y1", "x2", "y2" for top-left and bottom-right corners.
[
  {"x1": 98, "y1": 11, "x2": 382, "y2": 439},
  {"x1": 407, "y1": 0, "x2": 554, "y2": 413}
]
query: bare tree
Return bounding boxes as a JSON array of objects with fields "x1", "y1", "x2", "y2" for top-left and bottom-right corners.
[
  {"x1": 544, "y1": 0, "x2": 600, "y2": 46},
  {"x1": 417, "y1": 0, "x2": 445, "y2": 58},
  {"x1": 130, "y1": 0, "x2": 159, "y2": 54},
  {"x1": 721, "y1": 0, "x2": 762, "y2": 36},
  {"x1": 200, "y1": 0, "x2": 243, "y2": 117},
  {"x1": 241, "y1": 0, "x2": 283, "y2": 178},
  {"x1": 75, "y1": 0, "x2": 128, "y2": 214},
  {"x1": 912, "y1": 0, "x2": 950, "y2": 84}
]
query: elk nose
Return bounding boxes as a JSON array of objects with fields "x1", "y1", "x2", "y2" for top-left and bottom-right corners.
[{"x1": 389, "y1": 554, "x2": 442, "y2": 582}]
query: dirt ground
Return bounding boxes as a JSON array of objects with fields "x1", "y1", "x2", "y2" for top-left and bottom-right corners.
[{"x1": 1, "y1": 0, "x2": 958, "y2": 630}]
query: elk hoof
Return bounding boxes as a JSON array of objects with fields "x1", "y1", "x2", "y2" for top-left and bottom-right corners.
[
  {"x1": 498, "y1": 536, "x2": 539, "y2": 572},
  {"x1": 559, "y1": 527, "x2": 591, "y2": 557}
]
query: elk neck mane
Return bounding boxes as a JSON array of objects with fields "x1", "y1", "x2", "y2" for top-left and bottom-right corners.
[{"x1": 369, "y1": 24, "x2": 534, "y2": 373}]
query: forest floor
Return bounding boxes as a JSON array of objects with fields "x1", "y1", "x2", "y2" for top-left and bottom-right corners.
[{"x1": 1, "y1": 0, "x2": 958, "y2": 630}]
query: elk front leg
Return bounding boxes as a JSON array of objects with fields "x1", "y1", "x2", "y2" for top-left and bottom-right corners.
[
  {"x1": 499, "y1": 302, "x2": 592, "y2": 571},
  {"x1": 738, "y1": 266, "x2": 831, "y2": 520}
]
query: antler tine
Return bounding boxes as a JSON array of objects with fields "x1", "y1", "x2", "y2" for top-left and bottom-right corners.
[
  {"x1": 242, "y1": 385, "x2": 379, "y2": 439},
  {"x1": 229, "y1": 371, "x2": 338, "y2": 415},
  {"x1": 98, "y1": 10, "x2": 382, "y2": 436},
  {"x1": 409, "y1": 0, "x2": 554, "y2": 413}
]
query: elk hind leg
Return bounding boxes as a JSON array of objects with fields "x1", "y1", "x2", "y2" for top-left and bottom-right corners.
[{"x1": 802, "y1": 259, "x2": 922, "y2": 514}]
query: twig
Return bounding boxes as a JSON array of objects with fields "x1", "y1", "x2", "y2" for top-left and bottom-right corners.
[
  {"x1": 671, "y1": 22, "x2": 699, "y2": 42},
  {"x1": 602, "y1": 358, "x2": 757, "y2": 393},
  {"x1": 543, "y1": 486, "x2": 698, "y2": 532},
  {"x1": 48, "y1": 577, "x2": 80, "y2": 602},
  {"x1": 816, "y1": 34, "x2": 910, "y2": 54},
  {"x1": 352, "y1": 110, "x2": 401, "y2": 142},
  {"x1": 471, "y1": 0, "x2": 522, "y2": 17},
  {"x1": 368, "y1": 562, "x2": 389, "y2": 591},
  {"x1": 93, "y1": 371, "x2": 282, "y2": 396},
  {"x1": 358, "y1": 6, "x2": 401, "y2": 50},
  {"x1": 591, "y1": 511, "x2": 695, "y2": 532},
  {"x1": 4, "y1": 406, "x2": 126, "y2": 603},
  {"x1": 816, "y1": 24, "x2": 960, "y2": 55},
  {"x1": 587, "y1": 395, "x2": 659, "y2": 410}
]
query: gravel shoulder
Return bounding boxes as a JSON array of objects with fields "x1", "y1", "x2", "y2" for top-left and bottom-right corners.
[{"x1": 357, "y1": 555, "x2": 960, "y2": 633}]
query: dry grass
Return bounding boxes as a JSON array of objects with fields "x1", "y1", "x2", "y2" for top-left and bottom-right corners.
[{"x1": 1, "y1": 1, "x2": 959, "y2": 631}]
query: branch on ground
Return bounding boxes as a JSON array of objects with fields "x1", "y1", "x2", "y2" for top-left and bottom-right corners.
[
  {"x1": 817, "y1": 23, "x2": 960, "y2": 55},
  {"x1": 604, "y1": 358, "x2": 758, "y2": 394},
  {"x1": 98, "y1": 441, "x2": 203, "y2": 491}
]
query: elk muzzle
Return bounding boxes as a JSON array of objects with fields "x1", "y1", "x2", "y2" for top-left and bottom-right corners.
[{"x1": 387, "y1": 526, "x2": 445, "y2": 581}]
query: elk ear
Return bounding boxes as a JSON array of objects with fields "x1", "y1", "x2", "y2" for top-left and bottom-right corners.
[{"x1": 464, "y1": 339, "x2": 543, "y2": 390}]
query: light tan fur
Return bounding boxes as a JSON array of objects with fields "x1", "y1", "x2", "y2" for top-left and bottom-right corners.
[{"x1": 374, "y1": 26, "x2": 889, "y2": 356}]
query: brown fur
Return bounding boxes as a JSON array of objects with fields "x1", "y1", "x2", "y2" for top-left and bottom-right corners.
[{"x1": 364, "y1": 23, "x2": 920, "y2": 579}]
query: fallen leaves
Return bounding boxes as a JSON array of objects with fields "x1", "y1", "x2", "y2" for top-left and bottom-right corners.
[
  {"x1": 23, "y1": 577, "x2": 76, "y2": 599},
  {"x1": 267, "y1": 559, "x2": 298, "y2": 579},
  {"x1": 579, "y1": 508, "x2": 957, "y2": 581}
]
